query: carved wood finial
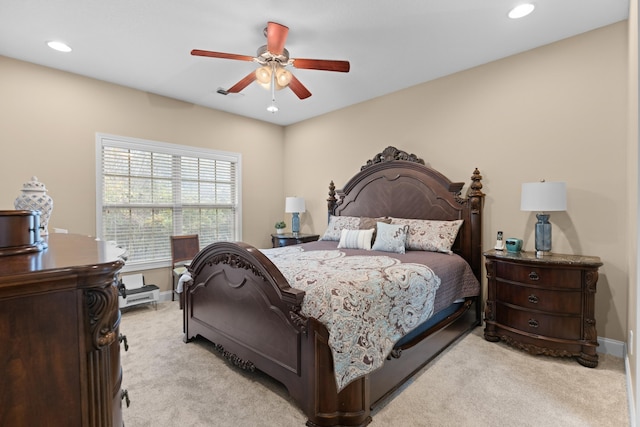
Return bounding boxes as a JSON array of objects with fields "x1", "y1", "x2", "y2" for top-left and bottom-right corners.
[
  {"x1": 327, "y1": 180, "x2": 336, "y2": 211},
  {"x1": 361, "y1": 146, "x2": 425, "y2": 170},
  {"x1": 469, "y1": 168, "x2": 484, "y2": 198}
]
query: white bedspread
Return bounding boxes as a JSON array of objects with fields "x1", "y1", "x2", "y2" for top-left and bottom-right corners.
[{"x1": 261, "y1": 246, "x2": 440, "y2": 391}]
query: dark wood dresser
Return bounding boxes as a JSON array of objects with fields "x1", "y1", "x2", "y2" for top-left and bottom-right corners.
[
  {"x1": 0, "y1": 233, "x2": 127, "y2": 426},
  {"x1": 483, "y1": 249, "x2": 603, "y2": 367},
  {"x1": 271, "y1": 232, "x2": 319, "y2": 248}
]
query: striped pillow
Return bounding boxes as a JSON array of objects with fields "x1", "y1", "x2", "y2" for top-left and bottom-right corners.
[{"x1": 337, "y1": 228, "x2": 375, "y2": 250}]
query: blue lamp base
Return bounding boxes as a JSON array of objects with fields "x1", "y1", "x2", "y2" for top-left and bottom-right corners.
[
  {"x1": 291, "y1": 212, "x2": 300, "y2": 234},
  {"x1": 535, "y1": 213, "x2": 552, "y2": 256}
]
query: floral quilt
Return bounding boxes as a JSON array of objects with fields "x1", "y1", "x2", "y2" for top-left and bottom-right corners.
[{"x1": 261, "y1": 246, "x2": 441, "y2": 391}]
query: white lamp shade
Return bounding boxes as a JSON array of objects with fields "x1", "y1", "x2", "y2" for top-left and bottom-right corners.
[
  {"x1": 285, "y1": 197, "x2": 306, "y2": 213},
  {"x1": 521, "y1": 182, "x2": 567, "y2": 212}
]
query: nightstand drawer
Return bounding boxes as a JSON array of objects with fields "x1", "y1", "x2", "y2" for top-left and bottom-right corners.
[
  {"x1": 495, "y1": 303, "x2": 581, "y2": 340},
  {"x1": 496, "y1": 263, "x2": 582, "y2": 289},
  {"x1": 496, "y1": 282, "x2": 582, "y2": 315}
]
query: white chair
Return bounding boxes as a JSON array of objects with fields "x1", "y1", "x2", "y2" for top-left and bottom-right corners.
[{"x1": 170, "y1": 234, "x2": 200, "y2": 304}]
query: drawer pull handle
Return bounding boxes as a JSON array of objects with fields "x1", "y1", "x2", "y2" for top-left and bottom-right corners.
[
  {"x1": 528, "y1": 319, "x2": 539, "y2": 328},
  {"x1": 528, "y1": 294, "x2": 539, "y2": 304},
  {"x1": 119, "y1": 333, "x2": 129, "y2": 351},
  {"x1": 528, "y1": 271, "x2": 539, "y2": 281},
  {"x1": 121, "y1": 389, "x2": 131, "y2": 407}
]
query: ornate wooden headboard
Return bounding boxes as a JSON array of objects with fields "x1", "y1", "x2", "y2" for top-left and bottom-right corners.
[{"x1": 326, "y1": 146, "x2": 485, "y2": 280}]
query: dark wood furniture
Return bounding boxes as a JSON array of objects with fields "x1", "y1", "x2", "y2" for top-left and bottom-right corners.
[
  {"x1": 271, "y1": 232, "x2": 320, "y2": 248},
  {"x1": 0, "y1": 233, "x2": 127, "y2": 426},
  {"x1": 484, "y1": 249, "x2": 603, "y2": 367},
  {"x1": 183, "y1": 146, "x2": 485, "y2": 427}
]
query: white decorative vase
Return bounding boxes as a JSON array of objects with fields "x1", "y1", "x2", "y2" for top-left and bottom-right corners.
[
  {"x1": 276, "y1": 228, "x2": 284, "y2": 235},
  {"x1": 14, "y1": 176, "x2": 53, "y2": 236}
]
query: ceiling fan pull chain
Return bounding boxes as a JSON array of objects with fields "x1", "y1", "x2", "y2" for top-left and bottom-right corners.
[{"x1": 267, "y1": 61, "x2": 278, "y2": 113}]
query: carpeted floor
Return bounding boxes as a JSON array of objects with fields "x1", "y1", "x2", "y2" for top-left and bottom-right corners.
[{"x1": 120, "y1": 302, "x2": 629, "y2": 426}]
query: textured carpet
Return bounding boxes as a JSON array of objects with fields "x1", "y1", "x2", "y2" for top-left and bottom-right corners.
[{"x1": 120, "y1": 302, "x2": 629, "y2": 426}]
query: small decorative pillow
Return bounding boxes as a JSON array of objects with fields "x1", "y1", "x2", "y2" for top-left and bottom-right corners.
[
  {"x1": 390, "y1": 218, "x2": 463, "y2": 253},
  {"x1": 320, "y1": 215, "x2": 361, "y2": 241},
  {"x1": 337, "y1": 228, "x2": 375, "y2": 250},
  {"x1": 371, "y1": 222, "x2": 409, "y2": 254}
]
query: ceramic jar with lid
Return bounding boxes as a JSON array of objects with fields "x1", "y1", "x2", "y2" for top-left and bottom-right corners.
[{"x1": 14, "y1": 176, "x2": 53, "y2": 236}]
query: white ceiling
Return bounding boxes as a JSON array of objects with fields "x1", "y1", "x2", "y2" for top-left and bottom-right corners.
[{"x1": 0, "y1": 1, "x2": 629, "y2": 126}]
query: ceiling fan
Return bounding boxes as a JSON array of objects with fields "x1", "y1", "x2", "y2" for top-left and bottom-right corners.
[{"x1": 191, "y1": 22, "x2": 350, "y2": 110}]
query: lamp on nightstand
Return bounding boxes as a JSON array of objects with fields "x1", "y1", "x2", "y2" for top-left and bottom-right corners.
[
  {"x1": 521, "y1": 180, "x2": 566, "y2": 257},
  {"x1": 285, "y1": 197, "x2": 306, "y2": 235}
]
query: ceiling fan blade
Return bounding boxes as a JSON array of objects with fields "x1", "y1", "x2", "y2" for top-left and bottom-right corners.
[
  {"x1": 226, "y1": 72, "x2": 257, "y2": 93},
  {"x1": 288, "y1": 74, "x2": 312, "y2": 100},
  {"x1": 266, "y1": 22, "x2": 289, "y2": 56},
  {"x1": 191, "y1": 49, "x2": 254, "y2": 62},
  {"x1": 292, "y1": 58, "x2": 350, "y2": 73}
]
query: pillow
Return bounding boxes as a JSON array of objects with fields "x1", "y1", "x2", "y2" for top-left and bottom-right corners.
[
  {"x1": 320, "y1": 215, "x2": 361, "y2": 241},
  {"x1": 360, "y1": 216, "x2": 391, "y2": 230},
  {"x1": 359, "y1": 216, "x2": 391, "y2": 230},
  {"x1": 371, "y1": 222, "x2": 409, "y2": 254},
  {"x1": 390, "y1": 218, "x2": 463, "y2": 254},
  {"x1": 359, "y1": 216, "x2": 391, "y2": 241},
  {"x1": 337, "y1": 228, "x2": 375, "y2": 250}
]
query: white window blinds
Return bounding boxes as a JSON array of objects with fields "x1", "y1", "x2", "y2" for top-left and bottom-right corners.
[{"x1": 96, "y1": 134, "x2": 241, "y2": 268}]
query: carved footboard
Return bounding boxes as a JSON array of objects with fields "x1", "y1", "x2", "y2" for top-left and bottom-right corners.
[
  {"x1": 183, "y1": 242, "x2": 372, "y2": 427},
  {"x1": 183, "y1": 242, "x2": 306, "y2": 391}
]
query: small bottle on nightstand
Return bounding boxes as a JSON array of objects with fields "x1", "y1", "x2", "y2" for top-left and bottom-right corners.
[{"x1": 494, "y1": 231, "x2": 504, "y2": 251}]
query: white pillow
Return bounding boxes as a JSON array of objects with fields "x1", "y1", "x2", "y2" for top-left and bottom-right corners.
[
  {"x1": 320, "y1": 215, "x2": 361, "y2": 241},
  {"x1": 371, "y1": 222, "x2": 409, "y2": 254},
  {"x1": 337, "y1": 228, "x2": 375, "y2": 250},
  {"x1": 390, "y1": 218, "x2": 463, "y2": 254}
]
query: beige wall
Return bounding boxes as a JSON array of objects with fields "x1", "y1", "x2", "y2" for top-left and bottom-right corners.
[
  {"x1": 285, "y1": 22, "x2": 630, "y2": 342},
  {"x1": 0, "y1": 21, "x2": 631, "y2": 344},
  {"x1": 0, "y1": 55, "x2": 285, "y2": 290},
  {"x1": 628, "y1": 0, "x2": 639, "y2": 419}
]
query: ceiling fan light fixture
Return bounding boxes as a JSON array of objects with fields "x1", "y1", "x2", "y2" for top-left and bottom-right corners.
[
  {"x1": 508, "y1": 3, "x2": 535, "y2": 19},
  {"x1": 275, "y1": 67, "x2": 292, "y2": 87},
  {"x1": 256, "y1": 65, "x2": 272, "y2": 84},
  {"x1": 191, "y1": 21, "x2": 348, "y2": 102},
  {"x1": 256, "y1": 63, "x2": 291, "y2": 90}
]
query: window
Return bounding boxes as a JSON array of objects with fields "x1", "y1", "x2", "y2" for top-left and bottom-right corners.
[{"x1": 96, "y1": 133, "x2": 241, "y2": 269}]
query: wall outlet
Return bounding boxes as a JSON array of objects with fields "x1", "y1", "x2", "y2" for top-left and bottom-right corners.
[{"x1": 630, "y1": 330, "x2": 634, "y2": 356}]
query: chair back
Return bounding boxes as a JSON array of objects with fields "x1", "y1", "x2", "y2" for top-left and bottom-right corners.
[{"x1": 170, "y1": 234, "x2": 200, "y2": 266}]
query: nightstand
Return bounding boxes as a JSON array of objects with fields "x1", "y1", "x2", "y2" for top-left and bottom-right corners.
[
  {"x1": 271, "y1": 233, "x2": 320, "y2": 248},
  {"x1": 483, "y1": 249, "x2": 603, "y2": 367}
]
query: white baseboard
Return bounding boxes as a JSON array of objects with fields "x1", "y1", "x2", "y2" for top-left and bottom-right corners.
[
  {"x1": 626, "y1": 352, "x2": 636, "y2": 427},
  {"x1": 159, "y1": 290, "x2": 175, "y2": 302},
  {"x1": 599, "y1": 336, "x2": 625, "y2": 358}
]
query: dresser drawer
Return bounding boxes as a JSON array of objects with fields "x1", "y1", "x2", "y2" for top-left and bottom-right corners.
[
  {"x1": 495, "y1": 303, "x2": 581, "y2": 340},
  {"x1": 496, "y1": 262, "x2": 582, "y2": 289},
  {"x1": 496, "y1": 282, "x2": 582, "y2": 315}
]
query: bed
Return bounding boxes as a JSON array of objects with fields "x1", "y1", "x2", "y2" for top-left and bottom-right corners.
[{"x1": 182, "y1": 146, "x2": 485, "y2": 426}]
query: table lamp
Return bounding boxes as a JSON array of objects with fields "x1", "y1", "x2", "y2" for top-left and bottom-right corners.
[
  {"x1": 520, "y1": 181, "x2": 566, "y2": 257},
  {"x1": 285, "y1": 197, "x2": 306, "y2": 235}
]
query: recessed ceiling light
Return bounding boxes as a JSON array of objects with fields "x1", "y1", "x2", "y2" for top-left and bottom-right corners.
[
  {"x1": 508, "y1": 4, "x2": 535, "y2": 19},
  {"x1": 47, "y1": 41, "x2": 72, "y2": 53}
]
